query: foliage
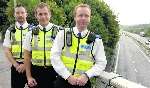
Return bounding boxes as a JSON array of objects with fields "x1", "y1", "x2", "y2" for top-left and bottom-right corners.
[
  {"x1": 6, "y1": 0, "x2": 120, "y2": 71},
  {"x1": 0, "y1": 0, "x2": 9, "y2": 42}
]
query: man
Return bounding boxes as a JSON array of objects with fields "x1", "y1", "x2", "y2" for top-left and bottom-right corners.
[
  {"x1": 51, "y1": 4, "x2": 107, "y2": 88},
  {"x1": 24, "y1": 2, "x2": 59, "y2": 88},
  {"x1": 3, "y1": 5, "x2": 30, "y2": 88}
]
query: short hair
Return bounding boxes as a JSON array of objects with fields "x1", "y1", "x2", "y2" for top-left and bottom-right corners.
[
  {"x1": 34, "y1": 2, "x2": 51, "y2": 15},
  {"x1": 14, "y1": 4, "x2": 27, "y2": 12},
  {"x1": 73, "y1": 4, "x2": 91, "y2": 16}
]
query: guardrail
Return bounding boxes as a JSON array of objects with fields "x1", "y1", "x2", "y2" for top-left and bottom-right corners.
[{"x1": 95, "y1": 71, "x2": 147, "y2": 88}]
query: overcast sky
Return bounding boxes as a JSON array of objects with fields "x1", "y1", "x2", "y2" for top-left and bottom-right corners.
[{"x1": 104, "y1": 0, "x2": 150, "y2": 25}]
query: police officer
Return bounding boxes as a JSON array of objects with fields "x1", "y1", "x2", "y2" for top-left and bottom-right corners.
[
  {"x1": 23, "y1": 2, "x2": 59, "y2": 88},
  {"x1": 51, "y1": 4, "x2": 107, "y2": 88},
  {"x1": 3, "y1": 4, "x2": 30, "y2": 88}
]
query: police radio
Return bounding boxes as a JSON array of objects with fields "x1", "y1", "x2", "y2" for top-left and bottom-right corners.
[
  {"x1": 66, "y1": 31, "x2": 72, "y2": 47},
  {"x1": 51, "y1": 26, "x2": 58, "y2": 39},
  {"x1": 86, "y1": 32, "x2": 96, "y2": 44}
]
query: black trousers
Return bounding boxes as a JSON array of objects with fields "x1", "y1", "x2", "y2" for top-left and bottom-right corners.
[
  {"x1": 31, "y1": 65, "x2": 57, "y2": 88},
  {"x1": 54, "y1": 76, "x2": 91, "y2": 88},
  {"x1": 11, "y1": 62, "x2": 27, "y2": 88}
]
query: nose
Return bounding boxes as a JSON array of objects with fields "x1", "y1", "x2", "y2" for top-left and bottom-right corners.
[
  {"x1": 18, "y1": 12, "x2": 23, "y2": 17},
  {"x1": 81, "y1": 16, "x2": 86, "y2": 20}
]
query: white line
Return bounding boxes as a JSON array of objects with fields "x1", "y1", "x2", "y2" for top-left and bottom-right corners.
[
  {"x1": 134, "y1": 69, "x2": 138, "y2": 73},
  {"x1": 114, "y1": 42, "x2": 120, "y2": 73},
  {"x1": 134, "y1": 42, "x2": 150, "y2": 63},
  {"x1": 148, "y1": 60, "x2": 150, "y2": 63},
  {"x1": 132, "y1": 61, "x2": 135, "y2": 64}
]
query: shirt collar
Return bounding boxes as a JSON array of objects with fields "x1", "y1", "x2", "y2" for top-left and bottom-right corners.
[
  {"x1": 15, "y1": 22, "x2": 28, "y2": 29},
  {"x1": 73, "y1": 27, "x2": 88, "y2": 37},
  {"x1": 38, "y1": 22, "x2": 54, "y2": 31}
]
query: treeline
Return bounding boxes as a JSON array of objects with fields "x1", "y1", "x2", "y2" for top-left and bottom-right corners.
[{"x1": 121, "y1": 24, "x2": 150, "y2": 37}]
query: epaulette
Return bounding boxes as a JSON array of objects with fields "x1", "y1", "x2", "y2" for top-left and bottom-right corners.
[
  {"x1": 52, "y1": 25, "x2": 64, "y2": 31},
  {"x1": 28, "y1": 24, "x2": 35, "y2": 31},
  {"x1": 8, "y1": 24, "x2": 16, "y2": 33},
  {"x1": 86, "y1": 32, "x2": 102, "y2": 44},
  {"x1": 58, "y1": 26, "x2": 64, "y2": 30},
  {"x1": 32, "y1": 26, "x2": 40, "y2": 35},
  {"x1": 95, "y1": 34, "x2": 101, "y2": 39}
]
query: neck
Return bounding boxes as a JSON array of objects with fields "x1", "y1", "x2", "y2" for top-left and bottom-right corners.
[
  {"x1": 18, "y1": 21, "x2": 26, "y2": 25},
  {"x1": 40, "y1": 23, "x2": 49, "y2": 28},
  {"x1": 76, "y1": 26, "x2": 87, "y2": 32}
]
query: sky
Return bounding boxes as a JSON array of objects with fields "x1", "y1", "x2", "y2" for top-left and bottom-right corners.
[{"x1": 104, "y1": 0, "x2": 150, "y2": 25}]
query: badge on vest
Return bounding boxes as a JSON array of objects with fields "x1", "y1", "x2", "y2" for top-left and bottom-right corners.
[{"x1": 80, "y1": 45, "x2": 91, "y2": 51}]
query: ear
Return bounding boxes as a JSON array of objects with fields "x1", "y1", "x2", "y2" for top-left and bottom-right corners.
[
  {"x1": 35, "y1": 14, "x2": 38, "y2": 19},
  {"x1": 74, "y1": 16, "x2": 76, "y2": 22},
  {"x1": 26, "y1": 12, "x2": 28, "y2": 18},
  {"x1": 13, "y1": 12, "x2": 16, "y2": 18}
]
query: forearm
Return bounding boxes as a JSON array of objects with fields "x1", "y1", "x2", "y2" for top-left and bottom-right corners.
[
  {"x1": 3, "y1": 47, "x2": 18, "y2": 67},
  {"x1": 24, "y1": 49, "x2": 32, "y2": 79},
  {"x1": 51, "y1": 54, "x2": 71, "y2": 79},
  {"x1": 86, "y1": 39, "x2": 107, "y2": 78}
]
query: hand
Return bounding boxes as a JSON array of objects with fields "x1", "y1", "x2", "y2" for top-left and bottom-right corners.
[
  {"x1": 27, "y1": 77, "x2": 37, "y2": 87},
  {"x1": 67, "y1": 75, "x2": 78, "y2": 85},
  {"x1": 13, "y1": 63, "x2": 19, "y2": 68},
  {"x1": 16, "y1": 64, "x2": 25, "y2": 73},
  {"x1": 77, "y1": 74, "x2": 89, "y2": 86}
]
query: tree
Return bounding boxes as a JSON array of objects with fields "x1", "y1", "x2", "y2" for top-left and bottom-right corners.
[
  {"x1": 53, "y1": 0, "x2": 120, "y2": 72},
  {"x1": 6, "y1": 0, "x2": 120, "y2": 72},
  {"x1": 6, "y1": 0, "x2": 41, "y2": 24},
  {"x1": 0, "y1": 0, "x2": 9, "y2": 42}
]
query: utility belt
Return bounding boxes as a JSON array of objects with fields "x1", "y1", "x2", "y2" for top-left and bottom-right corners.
[
  {"x1": 31, "y1": 59, "x2": 52, "y2": 67},
  {"x1": 32, "y1": 64, "x2": 53, "y2": 69}
]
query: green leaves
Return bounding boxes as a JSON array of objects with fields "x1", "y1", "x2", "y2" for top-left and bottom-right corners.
[{"x1": 5, "y1": 0, "x2": 120, "y2": 71}]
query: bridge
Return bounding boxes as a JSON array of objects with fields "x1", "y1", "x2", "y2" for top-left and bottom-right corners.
[{"x1": 0, "y1": 31, "x2": 149, "y2": 88}]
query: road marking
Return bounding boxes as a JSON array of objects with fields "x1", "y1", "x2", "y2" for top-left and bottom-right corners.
[
  {"x1": 148, "y1": 60, "x2": 150, "y2": 63},
  {"x1": 135, "y1": 69, "x2": 138, "y2": 72},
  {"x1": 132, "y1": 61, "x2": 135, "y2": 64}
]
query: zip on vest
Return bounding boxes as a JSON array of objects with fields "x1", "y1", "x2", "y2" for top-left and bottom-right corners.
[
  {"x1": 72, "y1": 32, "x2": 81, "y2": 75},
  {"x1": 43, "y1": 28, "x2": 46, "y2": 67}
]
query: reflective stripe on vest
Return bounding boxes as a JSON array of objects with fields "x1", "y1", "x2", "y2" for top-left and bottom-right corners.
[
  {"x1": 62, "y1": 30, "x2": 94, "y2": 75},
  {"x1": 11, "y1": 27, "x2": 28, "y2": 60},
  {"x1": 32, "y1": 29, "x2": 54, "y2": 66}
]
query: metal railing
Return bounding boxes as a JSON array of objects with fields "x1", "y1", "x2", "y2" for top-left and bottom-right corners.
[{"x1": 95, "y1": 71, "x2": 147, "y2": 88}]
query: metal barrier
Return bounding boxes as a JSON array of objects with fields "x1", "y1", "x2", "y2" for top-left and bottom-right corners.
[{"x1": 95, "y1": 71, "x2": 147, "y2": 88}]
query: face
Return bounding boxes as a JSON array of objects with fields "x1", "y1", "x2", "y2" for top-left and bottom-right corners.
[
  {"x1": 74, "y1": 7, "x2": 91, "y2": 31},
  {"x1": 35, "y1": 7, "x2": 51, "y2": 27},
  {"x1": 14, "y1": 7, "x2": 27, "y2": 24}
]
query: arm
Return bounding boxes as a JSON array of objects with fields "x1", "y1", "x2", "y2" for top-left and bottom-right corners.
[
  {"x1": 4, "y1": 47, "x2": 19, "y2": 68},
  {"x1": 3, "y1": 30, "x2": 19, "y2": 68},
  {"x1": 23, "y1": 31, "x2": 37, "y2": 87},
  {"x1": 85, "y1": 38, "x2": 107, "y2": 78},
  {"x1": 24, "y1": 49, "x2": 37, "y2": 87},
  {"x1": 24, "y1": 49, "x2": 32, "y2": 79},
  {"x1": 51, "y1": 30, "x2": 72, "y2": 79},
  {"x1": 77, "y1": 38, "x2": 107, "y2": 86}
]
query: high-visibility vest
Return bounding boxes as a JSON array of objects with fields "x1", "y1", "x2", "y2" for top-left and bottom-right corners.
[
  {"x1": 62, "y1": 28, "x2": 95, "y2": 76},
  {"x1": 11, "y1": 26, "x2": 29, "y2": 61},
  {"x1": 32, "y1": 26, "x2": 59, "y2": 66}
]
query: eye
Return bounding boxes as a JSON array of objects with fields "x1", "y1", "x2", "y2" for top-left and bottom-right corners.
[
  {"x1": 16, "y1": 12, "x2": 19, "y2": 14},
  {"x1": 39, "y1": 13, "x2": 43, "y2": 16},
  {"x1": 44, "y1": 13, "x2": 48, "y2": 16}
]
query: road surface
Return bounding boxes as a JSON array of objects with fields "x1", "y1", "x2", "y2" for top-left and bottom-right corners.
[{"x1": 117, "y1": 34, "x2": 150, "y2": 87}]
